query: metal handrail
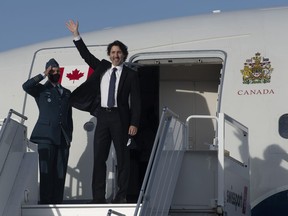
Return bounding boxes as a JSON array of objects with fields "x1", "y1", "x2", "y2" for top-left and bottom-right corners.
[
  {"x1": 0, "y1": 109, "x2": 28, "y2": 140},
  {"x1": 0, "y1": 109, "x2": 28, "y2": 176},
  {"x1": 186, "y1": 114, "x2": 218, "y2": 149},
  {"x1": 185, "y1": 113, "x2": 249, "y2": 211},
  {"x1": 185, "y1": 114, "x2": 223, "y2": 209},
  {"x1": 107, "y1": 209, "x2": 126, "y2": 216},
  {"x1": 134, "y1": 107, "x2": 179, "y2": 216}
]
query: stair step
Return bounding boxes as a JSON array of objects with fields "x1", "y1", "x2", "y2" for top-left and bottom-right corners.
[{"x1": 22, "y1": 204, "x2": 137, "y2": 216}]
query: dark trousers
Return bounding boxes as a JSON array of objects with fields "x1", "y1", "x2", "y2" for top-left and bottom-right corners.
[
  {"x1": 92, "y1": 109, "x2": 130, "y2": 201},
  {"x1": 38, "y1": 138, "x2": 69, "y2": 204}
]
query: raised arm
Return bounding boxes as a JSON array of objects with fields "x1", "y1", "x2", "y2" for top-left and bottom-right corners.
[
  {"x1": 22, "y1": 66, "x2": 52, "y2": 97},
  {"x1": 65, "y1": 19, "x2": 101, "y2": 69}
]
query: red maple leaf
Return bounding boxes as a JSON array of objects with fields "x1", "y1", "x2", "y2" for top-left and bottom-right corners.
[{"x1": 66, "y1": 69, "x2": 85, "y2": 83}]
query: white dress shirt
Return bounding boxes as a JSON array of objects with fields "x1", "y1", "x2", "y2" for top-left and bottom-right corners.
[
  {"x1": 101, "y1": 65, "x2": 123, "y2": 107},
  {"x1": 73, "y1": 36, "x2": 123, "y2": 107}
]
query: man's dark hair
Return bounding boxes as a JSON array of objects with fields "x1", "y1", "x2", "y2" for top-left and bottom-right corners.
[{"x1": 107, "y1": 40, "x2": 128, "y2": 61}]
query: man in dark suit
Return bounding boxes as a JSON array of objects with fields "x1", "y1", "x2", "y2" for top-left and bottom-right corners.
[
  {"x1": 66, "y1": 20, "x2": 141, "y2": 204},
  {"x1": 22, "y1": 58, "x2": 73, "y2": 204}
]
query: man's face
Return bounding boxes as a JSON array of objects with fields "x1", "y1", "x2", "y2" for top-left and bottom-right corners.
[
  {"x1": 50, "y1": 67, "x2": 60, "y2": 75},
  {"x1": 109, "y1": 45, "x2": 125, "y2": 66},
  {"x1": 48, "y1": 67, "x2": 61, "y2": 83}
]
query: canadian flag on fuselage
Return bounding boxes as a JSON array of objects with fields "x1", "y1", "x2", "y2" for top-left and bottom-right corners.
[{"x1": 58, "y1": 65, "x2": 94, "y2": 87}]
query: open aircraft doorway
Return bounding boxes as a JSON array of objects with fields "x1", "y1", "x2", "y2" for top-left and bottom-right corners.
[{"x1": 126, "y1": 50, "x2": 225, "y2": 202}]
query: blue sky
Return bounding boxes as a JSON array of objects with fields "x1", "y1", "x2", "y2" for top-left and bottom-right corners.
[{"x1": 1, "y1": 0, "x2": 288, "y2": 52}]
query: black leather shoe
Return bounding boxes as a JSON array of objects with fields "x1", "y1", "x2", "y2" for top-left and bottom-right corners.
[{"x1": 111, "y1": 197, "x2": 127, "y2": 204}]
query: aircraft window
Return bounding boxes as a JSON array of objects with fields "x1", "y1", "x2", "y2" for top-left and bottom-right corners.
[{"x1": 279, "y1": 114, "x2": 288, "y2": 139}]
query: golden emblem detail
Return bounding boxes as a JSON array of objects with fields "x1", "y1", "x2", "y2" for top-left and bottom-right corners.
[{"x1": 240, "y1": 52, "x2": 273, "y2": 84}]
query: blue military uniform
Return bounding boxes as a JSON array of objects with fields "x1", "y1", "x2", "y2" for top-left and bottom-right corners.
[{"x1": 23, "y1": 59, "x2": 73, "y2": 204}]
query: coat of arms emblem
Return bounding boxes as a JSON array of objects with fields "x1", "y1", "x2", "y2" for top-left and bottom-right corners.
[{"x1": 240, "y1": 52, "x2": 273, "y2": 84}]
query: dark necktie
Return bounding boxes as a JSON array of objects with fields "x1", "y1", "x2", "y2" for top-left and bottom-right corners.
[
  {"x1": 107, "y1": 67, "x2": 117, "y2": 107},
  {"x1": 56, "y1": 85, "x2": 63, "y2": 95}
]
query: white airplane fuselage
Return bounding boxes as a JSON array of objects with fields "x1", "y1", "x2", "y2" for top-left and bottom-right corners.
[{"x1": 1, "y1": 7, "x2": 288, "y2": 216}]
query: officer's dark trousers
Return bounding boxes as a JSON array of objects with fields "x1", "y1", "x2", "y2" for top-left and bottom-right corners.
[{"x1": 38, "y1": 137, "x2": 69, "y2": 204}]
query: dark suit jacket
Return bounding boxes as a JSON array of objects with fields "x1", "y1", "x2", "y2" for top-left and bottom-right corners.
[
  {"x1": 23, "y1": 74, "x2": 73, "y2": 145},
  {"x1": 69, "y1": 38, "x2": 141, "y2": 131}
]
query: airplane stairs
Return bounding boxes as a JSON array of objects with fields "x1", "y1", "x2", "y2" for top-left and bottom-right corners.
[
  {"x1": 0, "y1": 108, "x2": 250, "y2": 216},
  {"x1": 132, "y1": 108, "x2": 250, "y2": 216},
  {"x1": 0, "y1": 109, "x2": 38, "y2": 216}
]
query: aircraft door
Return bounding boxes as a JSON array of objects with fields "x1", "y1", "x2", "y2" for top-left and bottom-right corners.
[
  {"x1": 126, "y1": 51, "x2": 224, "y2": 202},
  {"x1": 125, "y1": 65, "x2": 159, "y2": 202}
]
